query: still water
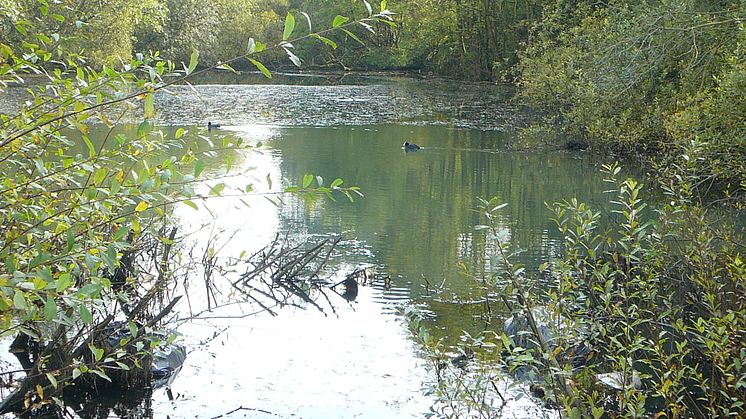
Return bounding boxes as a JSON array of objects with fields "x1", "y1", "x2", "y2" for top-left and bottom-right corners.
[
  {"x1": 3, "y1": 74, "x2": 616, "y2": 417},
  {"x1": 139, "y1": 75, "x2": 614, "y2": 418}
]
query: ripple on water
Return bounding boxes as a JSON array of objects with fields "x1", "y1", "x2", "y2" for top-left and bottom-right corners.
[
  {"x1": 152, "y1": 77, "x2": 520, "y2": 130},
  {"x1": 154, "y1": 286, "x2": 435, "y2": 418}
]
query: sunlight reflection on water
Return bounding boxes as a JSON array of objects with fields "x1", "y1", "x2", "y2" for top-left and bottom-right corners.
[{"x1": 155, "y1": 125, "x2": 438, "y2": 418}]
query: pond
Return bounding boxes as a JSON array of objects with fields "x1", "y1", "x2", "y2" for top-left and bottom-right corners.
[{"x1": 2, "y1": 74, "x2": 619, "y2": 418}]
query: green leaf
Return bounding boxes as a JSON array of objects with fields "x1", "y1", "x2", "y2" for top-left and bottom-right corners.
[
  {"x1": 113, "y1": 225, "x2": 129, "y2": 241},
  {"x1": 209, "y1": 183, "x2": 225, "y2": 196},
  {"x1": 89, "y1": 345, "x2": 104, "y2": 362},
  {"x1": 283, "y1": 12, "x2": 295, "y2": 41},
  {"x1": 37, "y1": 268, "x2": 53, "y2": 284},
  {"x1": 342, "y1": 29, "x2": 364, "y2": 45},
  {"x1": 91, "y1": 369, "x2": 111, "y2": 382},
  {"x1": 56, "y1": 273, "x2": 72, "y2": 292},
  {"x1": 135, "y1": 201, "x2": 149, "y2": 212},
  {"x1": 15, "y1": 23, "x2": 28, "y2": 36},
  {"x1": 29, "y1": 251, "x2": 51, "y2": 269},
  {"x1": 84, "y1": 253, "x2": 98, "y2": 271},
  {"x1": 187, "y1": 50, "x2": 199, "y2": 75},
  {"x1": 249, "y1": 58, "x2": 272, "y2": 79},
  {"x1": 92, "y1": 167, "x2": 107, "y2": 186},
  {"x1": 44, "y1": 296, "x2": 57, "y2": 321},
  {"x1": 310, "y1": 34, "x2": 337, "y2": 49},
  {"x1": 4, "y1": 255, "x2": 14, "y2": 274},
  {"x1": 78, "y1": 283, "x2": 102, "y2": 297},
  {"x1": 109, "y1": 177, "x2": 121, "y2": 195},
  {"x1": 331, "y1": 178, "x2": 343, "y2": 188},
  {"x1": 79, "y1": 304, "x2": 93, "y2": 324},
  {"x1": 102, "y1": 245, "x2": 117, "y2": 272},
  {"x1": 137, "y1": 120, "x2": 150, "y2": 137},
  {"x1": 128, "y1": 321, "x2": 138, "y2": 338},
  {"x1": 302, "y1": 174, "x2": 313, "y2": 188},
  {"x1": 333, "y1": 15, "x2": 349, "y2": 28},
  {"x1": 217, "y1": 63, "x2": 238, "y2": 74},
  {"x1": 183, "y1": 200, "x2": 198, "y2": 210},
  {"x1": 82, "y1": 135, "x2": 96, "y2": 158},
  {"x1": 13, "y1": 291, "x2": 26, "y2": 310},
  {"x1": 143, "y1": 93, "x2": 154, "y2": 119},
  {"x1": 194, "y1": 159, "x2": 205, "y2": 177},
  {"x1": 380, "y1": 0, "x2": 387, "y2": 12},
  {"x1": 46, "y1": 373, "x2": 58, "y2": 389},
  {"x1": 175, "y1": 128, "x2": 185, "y2": 139}
]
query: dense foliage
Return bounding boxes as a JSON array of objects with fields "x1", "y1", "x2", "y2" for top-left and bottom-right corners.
[
  {"x1": 1, "y1": 0, "x2": 544, "y2": 76},
  {"x1": 517, "y1": 0, "x2": 745, "y2": 200},
  {"x1": 417, "y1": 161, "x2": 744, "y2": 418},
  {"x1": 0, "y1": 1, "x2": 377, "y2": 414},
  {"x1": 1, "y1": 0, "x2": 744, "y2": 417}
]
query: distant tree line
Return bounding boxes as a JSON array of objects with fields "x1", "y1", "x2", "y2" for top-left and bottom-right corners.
[
  {"x1": 515, "y1": 0, "x2": 745, "y2": 200},
  {"x1": 2, "y1": 0, "x2": 742, "y2": 196}
]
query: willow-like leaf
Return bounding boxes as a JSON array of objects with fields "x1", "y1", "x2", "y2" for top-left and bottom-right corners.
[
  {"x1": 249, "y1": 58, "x2": 272, "y2": 78},
  {"x1": 283, "y1": 13, "x2": 295, "y2": 41}
]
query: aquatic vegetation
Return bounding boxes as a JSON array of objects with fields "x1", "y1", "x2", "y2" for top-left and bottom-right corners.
[{"x1": 431, "y1": 162, "x2": 745, "y2": 417}]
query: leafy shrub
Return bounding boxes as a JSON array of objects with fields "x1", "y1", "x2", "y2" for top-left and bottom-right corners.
[
  {"x1": 451, "y1": 161, "x2": 746, "y2": 417},
  {"x1": 517, "y1": 1, "x2": 746, "y2": 198}
]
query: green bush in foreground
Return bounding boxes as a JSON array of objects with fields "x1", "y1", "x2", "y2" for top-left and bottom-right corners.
[
  {"x1": 517, "y1": 1, "x2": 746, "y2": 200},
  {"x1": 0, "y1": 1, "x2": 385, "y2": 413},
  {"x1": 420, "y1": 160, "x2": 744, "y2": 418}
]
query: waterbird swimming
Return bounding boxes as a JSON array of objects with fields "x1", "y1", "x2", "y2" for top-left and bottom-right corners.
[{"x1": 402, "y1": 142, "x2": 421, "y2": 152}]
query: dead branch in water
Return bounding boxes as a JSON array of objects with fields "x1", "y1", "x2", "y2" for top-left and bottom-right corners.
[{"x1": 229, "y1": 234, "x2": 342, "y2": 315}]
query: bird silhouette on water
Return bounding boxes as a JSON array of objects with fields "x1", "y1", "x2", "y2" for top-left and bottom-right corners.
[{"x1": 402, "y1": 142, "x2": 421, "y2": 152}]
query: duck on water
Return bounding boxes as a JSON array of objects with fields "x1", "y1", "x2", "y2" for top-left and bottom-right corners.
[
  {"x1": 207, "y1": 122, "x2": 221, "y2": 131},
  {"x1": 402, "y1": 142, "x2": 421, "y2": 152}
]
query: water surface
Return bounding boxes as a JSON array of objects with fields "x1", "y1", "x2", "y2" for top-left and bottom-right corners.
[
  {"x1": 144, "y1": 75, "x2": 610, "y2": 418},
  {"x1": 1, "y1": 74, "x2": 612, "y2": 418}
]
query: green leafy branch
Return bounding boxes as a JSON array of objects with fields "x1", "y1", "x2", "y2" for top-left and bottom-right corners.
[{"x1": 0, "y1": 1, "x2": 396, "y2": 149}]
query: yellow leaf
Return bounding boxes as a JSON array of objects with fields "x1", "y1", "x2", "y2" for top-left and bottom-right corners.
[{"x1": 135, "y1": 201, "x2": 149, "y2": 212}]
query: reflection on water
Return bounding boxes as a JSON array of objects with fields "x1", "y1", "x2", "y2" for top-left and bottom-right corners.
[
  {"x1": 272, "y1": 125, "x2": 609, "y2": 300},
  {"x1": 153, "y1": 122, "x2": 439, "y2": 417},
  {"x1": 150, "y1": 119, "x2": 611, "y2": 417},
  {"x1": 1, "y1": 75, "x2": 614, "y2": 417},
  {"x1": 156, "y1": 290, "x2": 434, "y2": 418}
]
